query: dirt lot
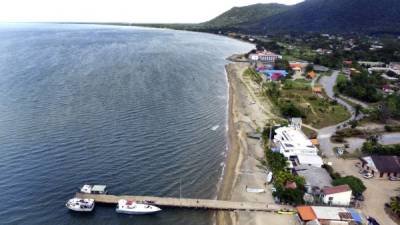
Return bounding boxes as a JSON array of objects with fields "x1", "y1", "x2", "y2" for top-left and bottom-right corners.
[{"x1": 328, "y1": 158, "x2": 400, "y2": 225}]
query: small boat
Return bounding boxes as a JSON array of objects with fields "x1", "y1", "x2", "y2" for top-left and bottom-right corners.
[
  {"x1": 266, "y1": 172, "x2": 273, "y2": 183},
  {"x1": 80, "y1": 184, "x2": 108, "y2": 194},
  {"x1": 66, "y1": 198, "x2": 95, "y2": 212},
  {"x1": 116, "y1": 199, "x2": 161, "y2": 215},
  {"x1": 277, "y1": 208, "x2": 296, "y2": 215},
  {"x1": 246, "y1": 187, "x2": 265, "y2": 193}
]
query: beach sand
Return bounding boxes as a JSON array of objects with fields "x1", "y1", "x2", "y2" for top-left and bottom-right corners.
[{"x1": 217, "y1": 62, "x2": 296, "y2": 225}]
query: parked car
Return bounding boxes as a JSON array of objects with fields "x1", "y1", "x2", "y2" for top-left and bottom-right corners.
[
  {"x1": 363, "y1": 173, "x2": 374, "y2": 179},
  {"x1": 354, "y1": 193, "x2": 365, "y2": 201},
  {"x1": 367, "y1": 217, "x2": 380, "y2": 225},
  {"x1": 389, "y1": 175, "x2": 400, "y2": 181}
]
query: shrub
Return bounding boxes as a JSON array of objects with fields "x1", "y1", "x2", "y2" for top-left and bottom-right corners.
[{"x1": 332, "y1": 176, "x2": 366, "y2": 195}]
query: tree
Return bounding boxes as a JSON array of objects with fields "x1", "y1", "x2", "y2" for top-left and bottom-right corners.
[
  {"x1": 332, "y1": 176, "x2": 366, "y2": 195},
  {"x1": 305, "y1": 64, "x2": 314, "y2": 73},
  {"x1": 390, "y1": 198, "x2": 400, "y2": 215}
]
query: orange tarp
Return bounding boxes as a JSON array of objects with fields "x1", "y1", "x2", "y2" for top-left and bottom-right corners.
[
  {"x1": 296, "y1": 206, "x2": 317, "y2": 221},
  {"x1": 311, "y1": 139, "x2": 319, "y2": 145},
  {"x1": 308, "y1": 71, "x2": 316, "y2": 78}
]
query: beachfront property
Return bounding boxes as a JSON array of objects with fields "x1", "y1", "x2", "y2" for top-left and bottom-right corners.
[
  {"x1": 290, "y1": 61, "x2": 309, "y2": 73},
  {"x1": 256, "y1": 66, "x2": 289, "y2": 81},
  {"x1": 294, "y1": 165, "x2": 332, "y2": 194},
  {"x1": 249, "y1": 50, "x2": 282, "y2": 63},
  {"x1": 321, "y1": 185, "x2": 352, "y2": 206},
  {"x1": 360, "y1": 155, "x2": 400, "y2": 178},
  {"x1": 273, "y1": 125, "x2": 319, "y2": 158},
  {"x1": 296, "y1": 206, "x2": 364, "y2": 225}
]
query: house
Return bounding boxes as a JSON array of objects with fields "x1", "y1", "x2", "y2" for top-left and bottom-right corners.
[
  {"x1": 389, "y1": 62, "x2": 400, "y2": 75},
  {"x1": 321, "y1": 185, "x2": 352, "y2": 206},
  {"x1": 294, "y1": 165, "x2": 332, "y2": 194},
  {"x1": 314, "y1": 65, "x2": 329, "y2": 72},
  {"x1": 308, "y1": 71, "x2": 317, "y2": 79},
  {"x1": 313, "y1": 87, "x2": 323, "y2": 94},
  {"x1": 358, "y1": 61, "x2": 385, "y2": 68},
  {"x1": 249, "y1": 50, "x2": 282, "y2": 63},
  {"x1": 261, "y1": 70, "x2": 289, "y2": 81},
  {"x1": 361, "y1": 155, "x2": 400, "y2": 178},
  {"x1": 296, "y1": 155, "x2": 324, "y2": 168},
  {"x1": 273, "y1": 126, "x2": 319, "y2": 158},
  {"x1": 296, "y1": 206, "x2": 364, "y2": 225}
]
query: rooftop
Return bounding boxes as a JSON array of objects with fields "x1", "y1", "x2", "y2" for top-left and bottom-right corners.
[
  {"x1": 274, "y1": 126, "x2": 317, "y2": 151},
  {"x1": 297, "y1": 154, "x2": 324, "y2": 167},
  {"x1": 370, "y1": 155, "x2": 400, "y2": 173},
  {"x1": 322, "y1": 185, "x2": 351, "y2": 195},
  {"x1": 294, "y1": 165, "x2": 332, "y2": 189},
  {"x1": 297, "y1": 206, "x2": 317, "y2": 221}
]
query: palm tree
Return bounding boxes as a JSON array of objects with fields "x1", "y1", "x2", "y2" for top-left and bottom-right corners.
[{"x1": 390, "y1": 198, "x2": 400, "y2": 215}]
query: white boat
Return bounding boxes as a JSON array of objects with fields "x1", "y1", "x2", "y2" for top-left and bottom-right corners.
[
  {"x1": 66, "y1": 198, "x2": 95, "y2": 212},
  {"x1": 80, "y1": 184, "x2": 108, "y2": 194},
  {"x1": 116, "y1": 199, "x2": 161, "y2": 215},
  {"x1": 266, "y1": 172, "x2": 273, "y2": 183},
  {"x1": 246, "y1": 187, "x2": 265, "y2": 193}
]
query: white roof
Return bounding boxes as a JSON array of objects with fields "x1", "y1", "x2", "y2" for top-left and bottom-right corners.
[
  {"x1": 92, "y1": 185, "x2": 107, "y2": 192},
  {"x1": 311, "y1": 206, "x2": 347, "y2": 220},
  {"x1": 362, "y1": 156, "x2": 377, "y2": 171},
  {"x1": 297, "y1": 155, "x2": 324, "y2": 167},
  {"x1": 274, "y1": 127, "x2": 317, "y2": 151}
]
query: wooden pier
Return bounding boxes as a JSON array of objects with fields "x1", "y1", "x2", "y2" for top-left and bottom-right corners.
[{"x1": 75, "y1": 193, "x2": 283, "y2": 212}]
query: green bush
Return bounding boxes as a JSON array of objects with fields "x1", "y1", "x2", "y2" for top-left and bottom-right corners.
[{"x1": 332, "y1": 176, "x2": 366, "y2": 195}]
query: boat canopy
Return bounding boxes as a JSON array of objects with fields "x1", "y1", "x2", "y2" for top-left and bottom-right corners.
[{"x1": 92, "y1": 185, "x2": 107, "y2": 193}]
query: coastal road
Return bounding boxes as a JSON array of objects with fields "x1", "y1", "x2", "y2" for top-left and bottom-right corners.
[{"x1": 317, "y1": 70, "x2": 363, "y2": 157}]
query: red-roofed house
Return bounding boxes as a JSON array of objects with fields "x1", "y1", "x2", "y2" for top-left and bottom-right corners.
[{"x1": 321, "y1": 185, "x2": 352, "y2": 206}]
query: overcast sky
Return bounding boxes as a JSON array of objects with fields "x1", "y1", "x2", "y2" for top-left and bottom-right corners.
[{"x1": 0, "y1": 0, "x2": 303, "y2": 23}]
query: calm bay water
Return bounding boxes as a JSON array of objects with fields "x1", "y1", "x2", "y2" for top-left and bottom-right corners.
[{"x1": 0, "y1": 24, "x2": 252, "y2": 225}]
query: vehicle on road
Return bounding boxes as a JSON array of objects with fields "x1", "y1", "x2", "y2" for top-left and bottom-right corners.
[
  {"x1": 363, "y1": 173, "x2": 374, "y2": 179},
  {"x1": 389, "y1": 175, "x2": 400, "y2": 181}
]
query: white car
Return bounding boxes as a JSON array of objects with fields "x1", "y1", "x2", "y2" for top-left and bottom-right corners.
[
  {"x1": 389, "y1": 175, "x2": 400, "y2": 181},
  {"x1": 363, "y1": 173, "x2": 374, "y2": 179}
]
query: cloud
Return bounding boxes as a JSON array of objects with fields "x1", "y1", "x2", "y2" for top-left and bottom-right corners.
[{"x1": 0, "y1": 0, "x2": 303, "y2": 23}]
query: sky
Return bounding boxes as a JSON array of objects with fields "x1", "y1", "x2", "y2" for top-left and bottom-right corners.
[{"x1": 0, "y1": 0, "x2": 303, "y2": 23}]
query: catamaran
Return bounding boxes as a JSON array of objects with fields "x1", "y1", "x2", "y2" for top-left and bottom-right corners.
[
  {"x1": 116, "y1": 199, "x2": 161, "y2": 215},
  {"x1": 66, "y1": 198, "x2": 95, "y2": 212}
]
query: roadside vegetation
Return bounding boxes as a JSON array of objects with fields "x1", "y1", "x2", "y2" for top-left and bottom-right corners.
[
  {"x1": 323, "y1": 165, "x2": 366, "y2": 196},
  {"x1": 263, "y1": 78, "x2": 350, "y2": 128},
  {"x1": 264, "y1": 149, "x2": 305, "y2": 205}
]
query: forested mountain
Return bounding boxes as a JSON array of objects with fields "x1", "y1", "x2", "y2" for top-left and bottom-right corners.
[{"x1": 199, "y1": 0, "x2": 400, "y2": 34}]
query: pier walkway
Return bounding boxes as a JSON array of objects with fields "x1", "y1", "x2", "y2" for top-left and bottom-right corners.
[{"x1": 75, "y1": 193, "x2": 283, "y2": 212}]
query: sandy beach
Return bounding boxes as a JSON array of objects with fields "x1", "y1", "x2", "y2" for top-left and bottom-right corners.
[{"x1": 217, "y1": 62, "x2": 296, "y2": 225}]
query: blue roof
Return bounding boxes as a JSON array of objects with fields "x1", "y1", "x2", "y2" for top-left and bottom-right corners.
[
  {"x1": 262, "y1": 70, "x2": 288, "y2": 76},
  {"x1": 347, "y1": 208, "x2": 363, "y2": 223}
]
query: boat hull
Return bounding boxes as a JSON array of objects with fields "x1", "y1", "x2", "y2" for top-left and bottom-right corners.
[{"x1": 116, "y1": 208, "x2": 161, "y2": 215}]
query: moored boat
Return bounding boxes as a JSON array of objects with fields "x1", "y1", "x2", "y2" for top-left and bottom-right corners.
[
  {"x1": 66, "y1": 198, "x2": 95, "y2": 212},
  {"x1": 116, "y1": 199, "x2": 161, "y2": 215},
  {"x1": 80, "y1": 184, "x2": 108, "y2": 194}
]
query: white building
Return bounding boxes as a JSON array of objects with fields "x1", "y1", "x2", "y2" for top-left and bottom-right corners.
[
  {"x1": 297, "y1": 154, "x2": 324, "y2": 168},
  {"x1": 273, "y1": 126, "x2": 318, "y2": 158},
  {"x1": 249, "y1": 50, "x2": 282, "y2": 63},
  {"x1": 321, "y1": 185, "x2": 352, "y2": 206}
]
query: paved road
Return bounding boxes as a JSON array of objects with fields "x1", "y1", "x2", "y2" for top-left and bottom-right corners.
[{"x1": 317, "y1": 70, "x2": 362, "y2": 156}]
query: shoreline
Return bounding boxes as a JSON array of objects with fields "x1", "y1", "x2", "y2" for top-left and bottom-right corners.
[
  {"x1": 216, "y1": 64, "x2": 242, "y2": 225},
  {"x1": 216, "y1": 61, "x2": 296, "y2": 225}
]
